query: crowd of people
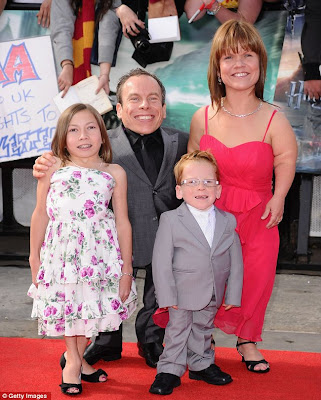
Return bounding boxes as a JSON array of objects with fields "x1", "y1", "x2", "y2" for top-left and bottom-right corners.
[{"x1": 1, "y1": 0, "x2": 318, "y2": 396}]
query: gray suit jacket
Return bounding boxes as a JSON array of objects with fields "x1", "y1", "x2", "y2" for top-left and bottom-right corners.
[
  {"x1": 108, "y1": 125, "x2": 189, "y2": 267},
  {"x1": 152, "y1": 202, "x2": 243, "y2": 311}
]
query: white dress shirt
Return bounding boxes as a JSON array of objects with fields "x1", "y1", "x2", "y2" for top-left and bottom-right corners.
[{"x1": 186, "y1": 204, "x2": 216, "y2": 247}]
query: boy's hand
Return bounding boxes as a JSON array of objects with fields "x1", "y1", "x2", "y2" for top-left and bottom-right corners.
[
  {"x1": 33, "y1": 151, "x2": 56, "y2": 178},
  {"x1": 223, "y1": 304, "x2": 234, "y2": 311}
]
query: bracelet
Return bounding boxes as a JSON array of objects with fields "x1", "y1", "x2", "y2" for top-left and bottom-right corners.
[
  {"x1": 61, "y1": 61, "x2": 74, "y2": 68},
  {"x1": 120, "y1": 272, "x2": 134, "y2": 278},
  {"x1": 207, "y1": 2, "x2": 221, "y2": 16}
]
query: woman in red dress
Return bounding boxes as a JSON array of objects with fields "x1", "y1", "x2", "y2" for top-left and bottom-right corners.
[{"x1": 188, "y1": 20, "x2": 297, "y2": 373}]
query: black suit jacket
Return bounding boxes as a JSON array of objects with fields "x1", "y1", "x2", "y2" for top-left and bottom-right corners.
[{"x1": 108, "y1": 125, "x2": 189, "y2": 267}]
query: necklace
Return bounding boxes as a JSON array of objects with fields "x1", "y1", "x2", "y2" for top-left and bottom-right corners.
[
  {"x1": 70, "y1": 159, "x2": 103, "y2": 170},
  {"x1": 221, "y1": 98, "x2": 263, "y2": 118}
]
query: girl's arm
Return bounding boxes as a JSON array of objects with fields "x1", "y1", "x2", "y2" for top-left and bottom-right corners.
[
  {"x1": 29, "y1": 164, "x2": 59, "y2": 286},
  {"x1": 110, "y1": 164, "x2": 133, "y2": 303},
  {"x1": 261, "y1": 112, "x2": 298, "y2": 228}
]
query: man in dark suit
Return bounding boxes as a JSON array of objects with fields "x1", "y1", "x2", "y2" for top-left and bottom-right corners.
[{"x1": 33, "y1": 68, "x2": 189, "y2": 368}]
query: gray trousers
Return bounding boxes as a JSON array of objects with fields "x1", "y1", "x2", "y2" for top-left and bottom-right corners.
[{"x1": 157, "y1": 296, "x2": 217, "y2": 377}]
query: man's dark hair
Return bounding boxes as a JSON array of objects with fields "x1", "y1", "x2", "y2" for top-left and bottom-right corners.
[{"x1": 116, "y1": 68, "x2": 166, "y2": 105}]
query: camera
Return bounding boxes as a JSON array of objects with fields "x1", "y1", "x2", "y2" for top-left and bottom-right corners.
[
  {"x1": 128, "y1": 25, "x2": 151, "y2": 53},
  {"x1": 128, "y1": 24, "x2": 173, "y2": 68}
]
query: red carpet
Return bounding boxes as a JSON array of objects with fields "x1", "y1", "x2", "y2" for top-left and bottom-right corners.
[{"x1": 1, "y1": 338, "x2": 320, "y2": 400}]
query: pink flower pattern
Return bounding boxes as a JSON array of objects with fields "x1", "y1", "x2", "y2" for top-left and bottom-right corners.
[{"x1": 32, "y1": 167, "x2": 136, "y2": 337}]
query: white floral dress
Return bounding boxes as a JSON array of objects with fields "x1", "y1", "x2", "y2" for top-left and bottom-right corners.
[{"x1": 30, "y1": 166, "x2": 137, "y2": 337}]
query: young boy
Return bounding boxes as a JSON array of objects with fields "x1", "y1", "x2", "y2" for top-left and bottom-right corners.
[{"x1": 149, "y1": 150, "x2": 243, "y2": 395}]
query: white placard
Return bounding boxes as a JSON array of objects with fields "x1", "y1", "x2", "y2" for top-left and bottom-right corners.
[
  {"x1": 0, "y1": 35, "x2": 59, "y2": 162},
  {"x1": 148, "y1": 16, "x2": 181, "y2": 43}
]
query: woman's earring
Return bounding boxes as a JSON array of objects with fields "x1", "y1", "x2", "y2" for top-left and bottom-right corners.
[{"x1": 217, "y1": 75, "x2": 222, "y2": 85}]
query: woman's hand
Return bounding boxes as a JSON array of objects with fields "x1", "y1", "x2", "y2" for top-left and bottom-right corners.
[
  {"x1": 116, "y1": 4, "x2": 145, "y2": 38},
  {"x1": 261, "y1": 194, "x2": 285, "y2": 229},
  {"x1": 36, "y1": 0, "x2": 51, "y2": 28},
  {"x1": 96, "y1": 74, "x2": 110, "y2": 95},
  {"x1": 58, "y1": 64, "x2": 73, "y2": 98},
  {"x1": 119, "y1": 274, "x2": 132, "y2": 303}
]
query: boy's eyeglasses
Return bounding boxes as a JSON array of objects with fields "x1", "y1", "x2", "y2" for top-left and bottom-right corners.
[{"x1": 180, "y1": 179, "x2": 220, "y2": 187}]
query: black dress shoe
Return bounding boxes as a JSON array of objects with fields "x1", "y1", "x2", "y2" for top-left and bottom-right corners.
[
  {"x1": 189, "y1": 364, "x2": 232, "y2": 385},
  {"x1": 83, "y1": 343, "x2": 121, "y2": 365},
  {"x1": 149, "y1": 373, "x2": 181, "y2": 395},
  {"x1": 137, "y1": 342, "x2": 164, "y2": 368}
]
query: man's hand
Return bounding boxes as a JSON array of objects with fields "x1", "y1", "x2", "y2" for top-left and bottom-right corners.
[
  {"x1": 304, "y1": 80, "x2": 321, "y2": 101},
  {"x1": 223, "y1": 304, "x2": 234, "y2": 311},
  {"x1": 33, "y1": 151, "x2": 56, "y2": 179}
]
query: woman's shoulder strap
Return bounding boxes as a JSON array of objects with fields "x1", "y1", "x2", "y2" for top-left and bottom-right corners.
[{"x1": 262, "y1": 109, "x2": 278, "y2": 142}]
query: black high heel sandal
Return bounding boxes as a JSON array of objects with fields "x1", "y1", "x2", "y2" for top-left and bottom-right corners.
[
  {"x1": 60, "y1": 353, "x2": 108, "y2": 383},
  {"x1": 60, "y1": 378, "x2": 82, "y2": 396},
  {"x1": 236, "y1": 341, "x2": 270, "y2": 374}
]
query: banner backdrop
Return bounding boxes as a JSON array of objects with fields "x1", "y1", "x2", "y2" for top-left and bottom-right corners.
[
  {"x1": 0, "y1": 35, "x2": 59, "y2": 162},
  {"x1": 274, "y1": 14, "x2": 321, "y2": 174},
  {"x1": 109, "y1": 11, "x2": 287, "y2": 133}
]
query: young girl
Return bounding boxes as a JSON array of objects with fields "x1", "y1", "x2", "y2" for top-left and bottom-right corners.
[{"x1": 29, "y1": 103, "x2": 137, "y2": 395}]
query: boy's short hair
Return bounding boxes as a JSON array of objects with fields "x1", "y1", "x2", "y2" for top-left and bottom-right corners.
[{"x1": 174, "y1": 150, "x2": 220, "y2": 185}]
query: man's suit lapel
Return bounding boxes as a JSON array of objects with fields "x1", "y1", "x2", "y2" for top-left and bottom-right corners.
[
  {"x1": 111, "y1": 126, "x2": 150, "y2": 185},
  {"x1": 210, "y1": 209, "x2": 227, "y2": 256},
  {"x1": 155, "y1": 127, "x2": 179, "y2": 188},
  {"x1": 178, "y1": 203, "x2": 210, "y2": 250}
]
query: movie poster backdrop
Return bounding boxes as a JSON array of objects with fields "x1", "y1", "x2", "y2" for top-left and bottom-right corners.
[{"x1": 1, "y1": 8, "x2": 319, "y2": 173}]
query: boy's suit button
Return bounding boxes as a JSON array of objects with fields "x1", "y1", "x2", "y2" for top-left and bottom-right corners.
[
  {"x1": 152, "y1": 190, "x2": 158, "y2": 195},
  {"x1": 152, "y1": 216, "x2": 158, "y2": 221}
]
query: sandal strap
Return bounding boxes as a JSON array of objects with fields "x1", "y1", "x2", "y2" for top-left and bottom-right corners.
[
  {"x1": 236, "y1": 341, "x2": 257, "y2": 349},
  {"x1": 81, "y1": 368, "x2": 107, "y2": 383},
  {"x1": 244, "y1": 359, "x2": 270, "y2": 373},
  {"x1": 60, "y1": 382, "x2": 82, "y2": 394}
]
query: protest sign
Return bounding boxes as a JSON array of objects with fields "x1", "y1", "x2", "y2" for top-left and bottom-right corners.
[{"x1": 0, "y1": 35, "x2": 59, "y2": 162}]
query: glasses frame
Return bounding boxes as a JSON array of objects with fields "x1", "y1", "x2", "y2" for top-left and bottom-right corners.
[{"x1": 180, "y1": 179, "x2": 220, "y2": 187}]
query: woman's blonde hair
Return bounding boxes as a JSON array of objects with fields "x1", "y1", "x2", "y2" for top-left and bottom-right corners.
[
  {"x1": 51, "y1": 103, "x2": 112, "y2": 165},
  {"x1": 208, "y1": 20, "x2": 267, "y2": 110}
]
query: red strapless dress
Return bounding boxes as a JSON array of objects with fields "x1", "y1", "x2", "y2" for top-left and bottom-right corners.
[{"x1": 200, "y1": 107, "x2": 279, "y2": 341}]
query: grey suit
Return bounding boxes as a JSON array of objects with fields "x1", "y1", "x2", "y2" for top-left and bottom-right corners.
[
  {"x1": 152, "y1": 202, "x2": 243, "y2": 375},
  {"x1": 94, "y1": 124, "x2": 189, "y2": 350}
]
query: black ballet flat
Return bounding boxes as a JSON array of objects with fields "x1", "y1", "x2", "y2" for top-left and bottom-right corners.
[
  {"x1": 236, "y1": 341, "x2": 270, "y2": 374},
  {"x1": 60, "y1": 352, "x2": 107, "y2": 382}
]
